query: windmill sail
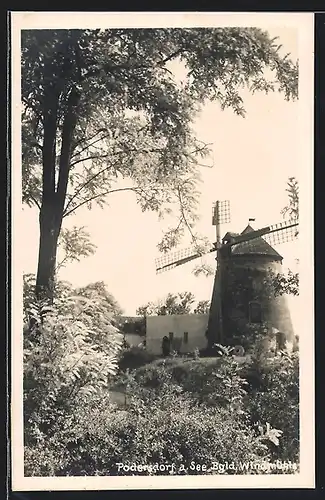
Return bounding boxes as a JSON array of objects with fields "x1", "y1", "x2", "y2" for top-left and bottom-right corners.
[
  {"x1": 155, "y1": 218, "x2": 298, "y2": 274},
  {"x1": 228, "y1": 219, "x2": 298, "y2": 247},
  {"x1": 155, "y1": 244, "x2": 215, "y2": 274},
  {"x1": 260, "y1": 219, "x2": 299, "y2": 246}
]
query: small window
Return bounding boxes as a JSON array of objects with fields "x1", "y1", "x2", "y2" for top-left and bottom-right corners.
[
  {"x1": 183, "y1": 332, "x2": 188, "y2": 344},
  {"x1": 249, "y1": 301, "x2": 262, "y2": 324},
  {"x1": 168, "y1": 332, "x2": 174, "y2": 342}
]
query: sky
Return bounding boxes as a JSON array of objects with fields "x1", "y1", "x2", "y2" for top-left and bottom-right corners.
[{"x1": 20, "y1": 26, "x2": 303, "y2": 330}]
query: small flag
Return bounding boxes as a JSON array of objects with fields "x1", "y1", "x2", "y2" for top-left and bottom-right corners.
[{"x1": 249, "y1": 218, "x2": 256, "y2": 222}]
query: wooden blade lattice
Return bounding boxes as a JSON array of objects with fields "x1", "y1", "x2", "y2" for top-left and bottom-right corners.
[
  {"x1": 229, "y1": 219, "x2": 299, "y2": 247},
  {"x1": 212, "y1": 200, "x2": 231, "y2": 225},
  {"x1": 261, "y1": 219, "x2": 299, "y2": 246},
  {"x1": 155, "y1": 219, "x2": 298, "y2": 274},
  {"x1": 155, "y1": 245, "x2": 215, "y2": 274}
]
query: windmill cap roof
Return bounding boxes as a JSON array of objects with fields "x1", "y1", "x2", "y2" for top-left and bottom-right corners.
[{"x1": 231, "y1": 224, "x2": 283, "y2": 260}]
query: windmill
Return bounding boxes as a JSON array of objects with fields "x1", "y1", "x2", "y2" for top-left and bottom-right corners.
[{"x1": 155, "y1": 200, "x2": 299, "y2": 353}]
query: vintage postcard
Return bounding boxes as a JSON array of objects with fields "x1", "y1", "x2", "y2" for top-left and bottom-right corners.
[{"x1": 11, "y1": 11, "x2": 314, "y2": 491}]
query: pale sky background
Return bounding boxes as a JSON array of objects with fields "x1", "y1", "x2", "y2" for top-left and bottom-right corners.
[{"x1": 21, "y1": 27, "x2": 301, "y2": 328}]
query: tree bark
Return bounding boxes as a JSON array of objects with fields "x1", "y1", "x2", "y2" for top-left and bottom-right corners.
[
  {"x1": 35, "y1": 85, "x2": 80, "y2": 300},
  {"x1": 36, "y1": 205, "x2": 60, "y2": 300},
  {"x1": 35, "y1": 85, "x2": 58, "y2": 300}
]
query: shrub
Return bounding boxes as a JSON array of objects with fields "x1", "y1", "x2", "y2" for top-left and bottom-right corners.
[
  {"x1": 23, "y1": 280, "x2": 123, "y2": 456},
  {"x1": 25, "y1": 379, "x2": 271, "y2": 477},
  {"x1": 245, "y1": 351, "x2": 299, "y2": 463},
  {"x1": 132, "y1": 354, "x2": 248, "y2": 414},
  {"x1": 118, "y1": 346, "x2": 156, "y2": 372},
  {"x1": 192, "y1": 347, "x2": 200, "y2": 360}
]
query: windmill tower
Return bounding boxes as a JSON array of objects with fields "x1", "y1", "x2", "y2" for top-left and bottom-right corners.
[{"x1": 155, "y1": 201, "x2": 298, "y2": 353}]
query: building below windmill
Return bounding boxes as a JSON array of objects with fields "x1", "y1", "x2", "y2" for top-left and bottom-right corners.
[{"x1": 146, "y1": 313, "x2": 209, "y2": 355}]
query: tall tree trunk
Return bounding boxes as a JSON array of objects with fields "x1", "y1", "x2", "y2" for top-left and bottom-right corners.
[
  {"x1": 36, "y1": 205, "x2": 61, "y2": 300},
  {"x1": 35, "y1": 86, "x2": 79, "y2": 300},
  {"x1": 35, "y1": 85, "x2": 59, "y2": 301}
]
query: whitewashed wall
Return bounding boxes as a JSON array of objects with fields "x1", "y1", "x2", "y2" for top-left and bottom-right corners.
[{"x1": 146, "y1": 314, "x2": 209, "y2": 355}]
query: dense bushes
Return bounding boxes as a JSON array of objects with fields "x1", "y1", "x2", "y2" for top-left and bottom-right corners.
[
  {"x1": 118, "y1": 346, "x2": 157, "y2": 372},
  {"x1": 132, "y1": 355, "x2": 248, "y2": 412},
  {"x1": 24, "y1": 370, "x2": 269, "y2": 476},
  {"x1": 246, "y1": 352, "x2": 299, "y2": 462},
  {"x1": 124, "y1": 351, "x2": 299, "y2": 465},
  {"x1": 23, "y1": 277, "x2": 299, "y2": 477},
  {"x1": 25, "y1": 348, "x2": 299, "y2": 476},
  {"x1": 23, "y1": 277, "x2": 123, "y2": 456}
]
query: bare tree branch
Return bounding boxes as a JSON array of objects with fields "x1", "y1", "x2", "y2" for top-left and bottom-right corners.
[
  {"x1": 176, "y1": 185, "x2": 197, "y2": 245},
  {"x1": 63, "y1": 187, "x2": 137, "y2": 218},
  {"x1": 69, "y1": 144, "x2": 169, "y2": 170},
  {"x1": 69, "y1": 153, "x2": 112, "y2": 169},
  {"x1": 55, "y1": 255, "x2": 70, "y2": 273},
  {"x1": 70, "y1": 131, "x2": 111, "y2": 160},
  {"x1": 29, "y1": 195, "x2": 42, "y2": 210},
  {"x1": 64, "y1": 138, "x2": 210, "y2": 217},
  {"x1": 70, "y1": 128, "x2": 109, "y2": 159},
  {"x1": 157, "y1": 48, "x2": 186, "y2": 66},
  {"x1": 63, "y1": 144, "x2": 172, "y2": 215},
  {"x1": 63, "y1": 162, "x2": 119, "y2": 216}
]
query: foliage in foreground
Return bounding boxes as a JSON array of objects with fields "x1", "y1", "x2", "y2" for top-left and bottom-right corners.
[
  {"x1": 23, "y1": 276, "x2": 123, "y2": 449},
  {"x1": 23, "y1": 276, "x2": 299, "y2": 476},
  {"x1": 246, "y1": 351, "x2": 299, "y2": 463},
  {"x1": 24, "y1": 367, "x2": 269, "y2": 477},
  {"x1": 129, "y1": 349, "x2": 299, "y2": 465},
  {"x1": 24, "y1": 339, "x2": 299, "y2": 476},
  {"x1": 118, "y1": 346, "x2": 157, "y2": 372}
]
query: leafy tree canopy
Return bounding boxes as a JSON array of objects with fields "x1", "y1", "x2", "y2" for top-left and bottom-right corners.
[
  {"x1": 274, "y1": 176, "x2": 299, "y2": 296},
  {"x1": 281, "y1": 176, "x2": 299, "y2": 222},
  {"x1": 23, "y1": 273, "x2": 123, "y2": 318},
  {"x1": 271, "y1": 270, "x2": 299, "y2": 297},
  {"x1": 22, "y1": 27, "x2": 298, "y2": 254},
  {"x1": 137, "y1": 292, "x2": 210, "y2": 316},
  {"x1": 193, "y1": 299, "x2": 211, "y2": 314}
]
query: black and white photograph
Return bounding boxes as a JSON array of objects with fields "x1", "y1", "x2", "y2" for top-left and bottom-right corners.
[{"x1": 10, "y1": 12, "x2": 314, "y2": 490}]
